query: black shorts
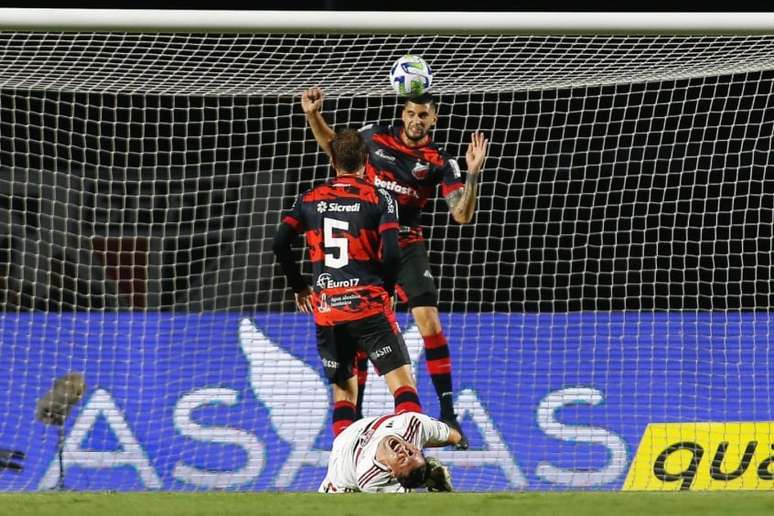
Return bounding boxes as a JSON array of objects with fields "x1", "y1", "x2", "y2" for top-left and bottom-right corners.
[
  {"x1": 396, "y1": 242, "x2": 438, "y2": 308},
  {"x1": 317, "y1": 313, "x2": 411, "y2": 385}
]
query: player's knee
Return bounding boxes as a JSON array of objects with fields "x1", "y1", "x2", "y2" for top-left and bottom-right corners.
[
  {"x1": 332, "y1": 379, "x2": 358, "y2": 403},
  {"x1": 411, "y1": 304, "x2": 442, "y2": 333},
  {"x1": 382, "y1": 364, "x2": 416, "y2": 392}
]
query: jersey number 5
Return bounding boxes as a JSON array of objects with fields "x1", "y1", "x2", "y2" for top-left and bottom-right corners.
[{"x1": 323, "y1": 218, "x2": 349, "y2": 269}]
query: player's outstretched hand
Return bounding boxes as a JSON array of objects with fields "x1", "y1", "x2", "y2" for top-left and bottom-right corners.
[
  {"x1": 465, "y1": 131, "x2": 489, "y2": 176},
  {"x1": 294, "y1": 286, "x2": 314, "y2": 314},
  {"x1": 301, "y1": 87, "x2": 324, "y2": 115},
  {"x1": 423, "y1": 457, "x2": 453, "y2": 492}
]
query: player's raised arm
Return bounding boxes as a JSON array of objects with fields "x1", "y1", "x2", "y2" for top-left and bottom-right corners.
[
  {"x1": 300, "y1": 87, "x2": 336, "y2": 158},
  {"x1": 447, "y1": 131, "x2": 489, "y2": 224}
]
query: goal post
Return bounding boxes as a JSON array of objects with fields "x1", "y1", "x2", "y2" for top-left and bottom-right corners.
[
  {"x1": 0, "y1": 10, "x2": 773, "y2": 492},
  {"x1": 3, "y1": 9, "x2": 774, "y2": 34}
]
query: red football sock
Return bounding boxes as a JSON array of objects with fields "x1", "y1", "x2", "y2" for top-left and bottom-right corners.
[
  {"x1": 332, "y1": 400, "x2": 356, "y2": 436},
  {"x1": 393, "y1": 385, "x2": 422, "y2": 414}
]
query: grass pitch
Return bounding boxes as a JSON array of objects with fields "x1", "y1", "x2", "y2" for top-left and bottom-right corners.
[{"x1": 1, "y1": 492, "x2": 773, "y2": 516}]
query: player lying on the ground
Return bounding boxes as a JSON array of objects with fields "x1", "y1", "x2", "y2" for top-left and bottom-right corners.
[{"x1": 319, "y1": 411, "x2": 462, "y2": 493}]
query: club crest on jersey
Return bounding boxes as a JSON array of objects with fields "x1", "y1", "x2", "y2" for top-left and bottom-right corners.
[
  {"x1": 359, "y1": 427, "x2": 376, "y2": 448},
  {"x1": 412, "y1": 160, "x2": 430, "y2": 180}
]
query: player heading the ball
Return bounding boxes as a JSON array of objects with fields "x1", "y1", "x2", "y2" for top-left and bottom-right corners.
[{"x1": 300, "y1": 82, "x2": 489, "y2": 451}]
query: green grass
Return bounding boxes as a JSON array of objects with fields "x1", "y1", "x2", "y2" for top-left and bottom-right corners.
[{"x1": 1, "y1": 492, "x2": 773, "y2": 516}]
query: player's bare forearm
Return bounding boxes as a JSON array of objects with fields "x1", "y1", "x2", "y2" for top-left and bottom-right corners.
[
  {"x1": 300, "y1": 87, "x2": 335, "y2": 157},
  {"x1": 447, "y1": 172, "x2": 480, "y2": 224},
  {"x1": 426, "y1": 427, "x2": 463, "y2": 448},
  {"x1": 306, "y1": 110, "x2": 335, "y2": 157},
  {"x1": 447, "y1": 427, "x2": 462, "y2": 446},
  {"x1": 447, "y1": 131, "x2": 488, "y2": 224}
]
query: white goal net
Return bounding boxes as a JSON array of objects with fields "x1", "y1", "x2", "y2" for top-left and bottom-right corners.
[{"x1": 1, "y1": 11, "x2": 773, "y2": 492}]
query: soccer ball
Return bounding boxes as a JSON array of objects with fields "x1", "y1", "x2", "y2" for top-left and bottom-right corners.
[{"x1": 389, "y1": 54, "x2": 433, "y2": 96}]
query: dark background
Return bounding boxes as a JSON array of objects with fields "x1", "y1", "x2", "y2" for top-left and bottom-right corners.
[{"x1": 3, "y1": 76, "x2": 773, "y2": 312}]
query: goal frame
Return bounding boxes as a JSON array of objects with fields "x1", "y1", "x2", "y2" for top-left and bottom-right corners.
[
  {"x1": 2, "y1": 6, "x2": 774, "y2": 494},
  {"x1": 1, "y1": 9, "x2": 774, "y2": 35}
]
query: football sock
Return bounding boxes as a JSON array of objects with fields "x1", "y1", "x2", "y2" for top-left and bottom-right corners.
[
  {"x1": 423, "y1": 332, "x2": 455, "y2": 418},
  {"x1": 393, "y1": 385, "x2": 422, "y2": 414},
  {"x1": 332, "y1": 400, "x2": 356, "y2": 437}
]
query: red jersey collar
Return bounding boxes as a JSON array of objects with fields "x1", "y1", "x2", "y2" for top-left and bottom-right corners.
[{"x1": 330, "y1": 174, "x2": 366, "y2": 186}]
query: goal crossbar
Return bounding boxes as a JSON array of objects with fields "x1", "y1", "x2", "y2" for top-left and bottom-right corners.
[
  {"x1": 2, "y1": 5, "x2": 774, "y2": 494},
  {"x1": 2, "y1": 9, "x2": 774, "y2": 34}
]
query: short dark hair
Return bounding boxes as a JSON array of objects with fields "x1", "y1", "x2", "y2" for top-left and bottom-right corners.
[
  {"x1": 396, "y1": 462, "x2": 430, "y2": 490},
  {"x1": 330, "y1": 128, "x2": 368, "y2": 173},
  {"x1": 405, "y1": 92, "x2": 437, "y2": 112}
]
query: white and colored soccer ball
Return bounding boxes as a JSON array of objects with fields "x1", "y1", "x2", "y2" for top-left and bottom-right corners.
[{"x1": 389, "y1": 54, "x2": 433, "y2": 96}]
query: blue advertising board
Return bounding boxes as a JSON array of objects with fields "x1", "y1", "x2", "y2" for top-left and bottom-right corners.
[{"x1": 0, "y1": 312, "x2": 771, "y2": 491}]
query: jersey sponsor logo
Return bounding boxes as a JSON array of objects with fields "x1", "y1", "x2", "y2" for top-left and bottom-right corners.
[
  {"x1": 317, "y1": 201, "x2": 361, "y2": 213},
  {"x1": 373, "y1": 176, "x2": 419, "y2": 198},
  {"x1": 370, "y1": 345, "x2": 393, "y2": 360},
  {"x1": 321, "y1": 358, "x2": 339, "y2": 369},
  {"x1": 377, "y1": 188, "x2": 396, "y2": 213},
  {"x1": 374, "y1": 149, "x2": 396, "y2": 162},
  {"x1": 623, "y1": 421, "x2": 774, "y2": 491},
  {"x1": 328, "y1": 293, "x2": 362, "y2": 308},
  {"x1": 316, "y1": 273, "x2": 361, "y2": 290},
  {"x1": 449, "y1": 159, "x2": 462, "y2": 179},
  {"x1": 411, "y1": 160, "x2": 430, "y2": 180}
]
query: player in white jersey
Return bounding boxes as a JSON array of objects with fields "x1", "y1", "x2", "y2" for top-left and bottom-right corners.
[{"x1": 319, "y1": 412, "x2": 462, "y2": 493}]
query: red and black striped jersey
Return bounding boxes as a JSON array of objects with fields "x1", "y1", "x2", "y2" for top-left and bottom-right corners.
[
  {"x1": 281, "y1": 175, "x2": 399, "y2": 326},
  {"x1": 360, "y1": 123, "x2": 464, "y2": 247}
]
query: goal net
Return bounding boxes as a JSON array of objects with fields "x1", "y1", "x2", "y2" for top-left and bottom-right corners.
[{"x1": 1, "y1": 10, "x2": 773, "y2": 492}]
